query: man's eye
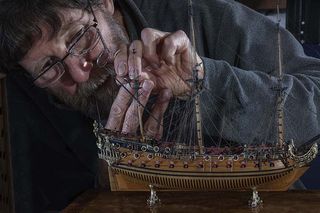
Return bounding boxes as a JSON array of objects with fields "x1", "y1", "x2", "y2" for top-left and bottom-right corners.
[
  {"x1": 41, "y1": 57, "x2": 57, "y2": 72},
  {"x1": 67, "y1": 26, "x2": 87, "y2": 49}
]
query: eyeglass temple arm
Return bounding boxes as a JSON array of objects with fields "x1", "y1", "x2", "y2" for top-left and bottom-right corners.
[{"x1": 87, "y1": 0, "x2": 98, "y2": 23}]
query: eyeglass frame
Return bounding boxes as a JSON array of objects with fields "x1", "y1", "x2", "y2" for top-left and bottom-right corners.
[{"x1": 31, "y1": 0, "x2": 110, "y2": 88}]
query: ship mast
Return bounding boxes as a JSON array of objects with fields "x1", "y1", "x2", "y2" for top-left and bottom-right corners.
[
  {"x1": 276, "y1": 1, "x2": 285, "y2": 148},
  {"x1": 132, "y1": 48, "x2": 145, "y2": 140},
  {"x1": 188, "y1": 0, "x2": 204, "y2": 154}
]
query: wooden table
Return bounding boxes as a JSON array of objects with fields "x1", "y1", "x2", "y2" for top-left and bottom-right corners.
[{"x1": 63, "y1": 190, "x2": 320, "y2": 213}]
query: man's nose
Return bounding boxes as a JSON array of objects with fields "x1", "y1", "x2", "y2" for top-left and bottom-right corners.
[{"x1": 64, "y1": 55, "x2": 93, "y2": 83}]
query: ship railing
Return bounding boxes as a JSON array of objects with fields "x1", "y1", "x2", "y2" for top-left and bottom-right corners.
[{"x1": 288, "y1": 141, "x2": 318, "y2": 167}]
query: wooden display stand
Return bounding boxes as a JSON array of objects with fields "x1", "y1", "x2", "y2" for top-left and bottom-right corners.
[{"x1": 62, "y1": 190, "x2": 320, "y2": 213}]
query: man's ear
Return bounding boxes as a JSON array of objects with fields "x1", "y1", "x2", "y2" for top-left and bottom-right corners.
[{"x1": 101, "y1": 0, "x2": 114, "y2": 15}]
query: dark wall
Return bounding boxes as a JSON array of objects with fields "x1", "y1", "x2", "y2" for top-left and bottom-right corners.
[
  {"x1": 286, "y1": 0, "x2": 320, "y2": 189},
  {"x1": 286, "y1": 0, "x2": 320, "y2": 44}
]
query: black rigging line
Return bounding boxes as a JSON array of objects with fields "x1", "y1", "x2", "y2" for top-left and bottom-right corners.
[{"x1": 104, "y1": 68, "x2": 164, "y2": 127}]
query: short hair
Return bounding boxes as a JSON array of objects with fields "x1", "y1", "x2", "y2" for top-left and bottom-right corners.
[{"x1": 0, "y1": 0, "x2": 101, "y2": 73}]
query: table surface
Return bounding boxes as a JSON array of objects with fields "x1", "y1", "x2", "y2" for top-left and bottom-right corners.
[{"x1": 62, "y1": 190, "x2": 320, "y2": 213}]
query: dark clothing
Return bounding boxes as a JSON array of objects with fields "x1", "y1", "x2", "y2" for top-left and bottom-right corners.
[
  {"x1": 6, "y1": 0, "x2": 320, "y2": 212},
  {"x1": 7, "y1": 71, "x2": 98, "y2": 212}
]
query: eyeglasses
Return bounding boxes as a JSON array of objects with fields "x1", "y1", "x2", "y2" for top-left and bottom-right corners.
[{"x1": 32, "y1": 1, "x2": 110, "y2": 88}]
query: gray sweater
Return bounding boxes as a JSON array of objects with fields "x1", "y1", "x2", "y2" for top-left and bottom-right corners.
[{"x1": 120, "y1": 0, "x2": 320, "y2": 148}]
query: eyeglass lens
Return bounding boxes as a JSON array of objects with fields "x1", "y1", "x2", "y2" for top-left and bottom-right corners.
[
  {"x1": 35, "y1": 25, "x2": 101, "y2": 87},
  {"x1": 68, "y1": 25, "x2": 100, "y2": 56},
  {"x1": 35, "y1": 62, "x2": 65, "y2": 88}
]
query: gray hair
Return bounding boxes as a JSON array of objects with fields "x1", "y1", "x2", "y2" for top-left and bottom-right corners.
[{"x1": 0, "y1": 0, "x2": 102, "y2": 73}]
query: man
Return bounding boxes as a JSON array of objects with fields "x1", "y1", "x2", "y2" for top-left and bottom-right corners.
[{"x1": 1, "y1": 0, "x2": 320, "y2": 212}]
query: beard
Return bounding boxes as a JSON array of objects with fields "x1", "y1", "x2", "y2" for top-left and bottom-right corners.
[
  {"x1": 50, "y1": 12, "x2": 129, "y2": 120},
  {"x1": 51, "y1": 64, "x2": 119, "y2": 120}
]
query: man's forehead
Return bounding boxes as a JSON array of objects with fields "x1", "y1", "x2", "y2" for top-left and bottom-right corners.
[
  {"x1": 19, "y1": 8, "x2": 89, "y2": 72},
  {"x1": 59, "y1": 9, "x2": 88, "y2": 33}
]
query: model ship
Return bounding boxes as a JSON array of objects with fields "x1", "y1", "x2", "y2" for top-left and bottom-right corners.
[
  {"x1": 94, "y1": 1, "x2": 318, "y2": 192},
  {"x1": 93, "y1": 89, "x2": 318, "y2": 192}
]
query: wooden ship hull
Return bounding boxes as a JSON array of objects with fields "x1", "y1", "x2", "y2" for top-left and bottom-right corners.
[
  {"x1": 95, "y1": 128, "x2": 318, "y2": 192},
  {"x1": 107, "y1": 160, "x2": 309, "y2": 191}
]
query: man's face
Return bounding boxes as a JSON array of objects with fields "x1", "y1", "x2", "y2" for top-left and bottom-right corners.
[{"x1": 20, "y1": 6, "x2": 129, "y2": 119}]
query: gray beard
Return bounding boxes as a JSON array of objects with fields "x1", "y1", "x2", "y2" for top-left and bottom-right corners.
[{"x1": 51, "y1": 65, "x2": 119, "y2": 120}]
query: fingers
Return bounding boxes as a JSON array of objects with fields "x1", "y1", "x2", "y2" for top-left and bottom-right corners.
[
  {"x1": 114, "y1": 41, "x2": 151, "y2": 86},
  {"x1": 141, "y1": 28, "x2": 191, "y2": 66},
  {"x1": 121, "y1": 80, "x2": 155, "y2": 134},
  {"x1": 128, "y1": 40, "x2": 143, "y2": 80},
  {"x1": 160, "y1": 30, "x2": 191, "y2": 66},
  {"x1": 114, "y1": 43, "x2": 128, "y2": 77},
  {"x1": 142, "y1": 28, "x2": 204, "y2": 95},
  {"x1": 141, "y1": 28, "x2": 169, "y2": 67},
  {"x1": 105, "y1": 79, "x2": 172, "y2": 139},
  {"x1": 144, "y1": 89, "x2": 172, "y2": 140},
  {"x1": 105, "y1": 83, "x2": 134, "y2": 131},
  {"x1": 106, "y1": 79, "x2": 155, "y2": 134}
]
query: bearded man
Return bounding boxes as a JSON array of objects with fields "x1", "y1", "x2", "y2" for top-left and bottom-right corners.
[{"x1": 1, "y1": 0, "x2": 320, "y2": 212}]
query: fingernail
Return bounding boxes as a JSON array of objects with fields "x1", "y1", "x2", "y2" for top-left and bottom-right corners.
[
  {"x1": 117, "y1": 63, "x2": 127, "y2": 76},
  {"x1": 142, "y1": 81, "x2": 153, "y2": 91},
  {"x1": 146, "y1": 125, "x2": 157, "y2": 134},
  {"x1": 129, "y1": 67, "x2": 136, "y2": 80}
]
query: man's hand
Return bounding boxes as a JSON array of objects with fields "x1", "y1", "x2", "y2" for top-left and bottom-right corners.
[
  {"x1": 107, "y1": 28, "x2": 203, "y2": 139},
  {"x1": 105, "y1": 79, "x2": 172, "y2": 140},
  {"x1": 114, "y1": 28, "x2": 204, "y2": 97},
  {"x1": 106, "y1": 41, "x2": 172, "y2": 140}
]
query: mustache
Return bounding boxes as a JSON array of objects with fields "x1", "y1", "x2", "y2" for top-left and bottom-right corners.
[
  {"x1": 50, "y1": 64, "x2": 118, "y2": 119},
  {"x1": 76, "y1": 63, "x2": 114, "y2": 97}
]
